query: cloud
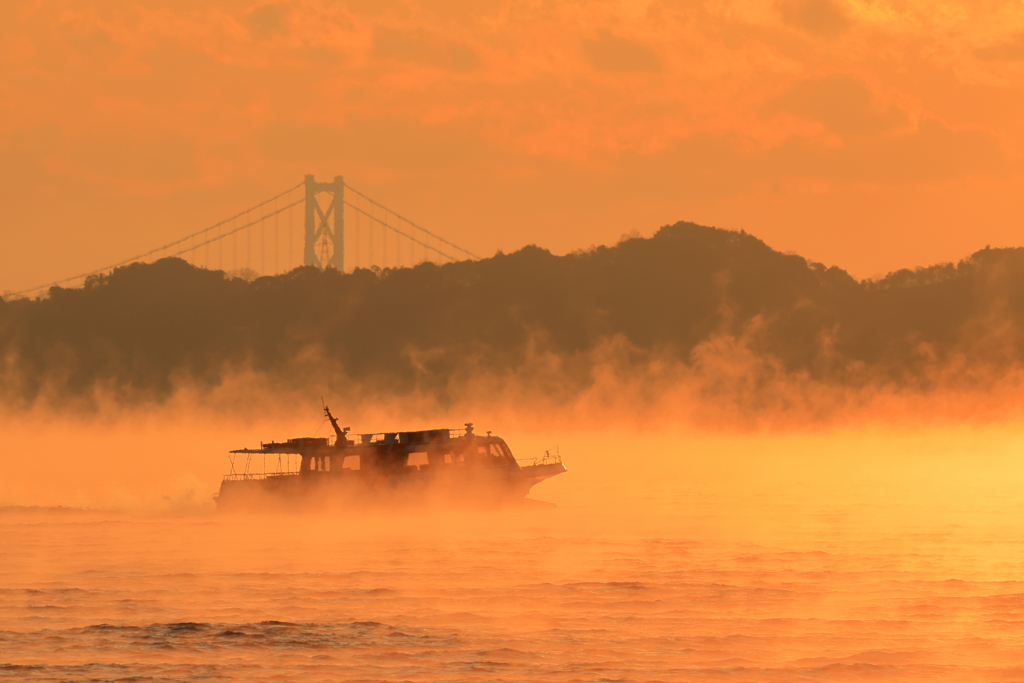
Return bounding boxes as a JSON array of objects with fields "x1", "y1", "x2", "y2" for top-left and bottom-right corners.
[
  {"x1": 256, "y1": 114, "x2": 493, "y2": 172},
  {"x1": 247, "y1": 4, "x2": 291, "y2": 39},
  {"x1": 769, "y1": 74, "x2": 909, "y2": 139},
  {"x1": 976, "y1": 34, "x2": 1024, "y2": 61},
  {"x1": 767, "y1": 119, "x2": 1010, "y2": 183},
  {"x1": 373, "y1": 28, "x2": 480, "y2": 72},
  {"x1": 860, "y1": 119, "x2": 1011, "y2": 182},
  {"x1": 63, "y1": 27, "x2": 120, "y2": 58},
  {"x1": 581, "y1": 31, "x2": 662, "y2": 73},
  {"x1": 777, "y1": 0, "x2": 850, "y2": 37},
  {"x1": 68, "y1": 130, "x2": 200, "y2": 183}
]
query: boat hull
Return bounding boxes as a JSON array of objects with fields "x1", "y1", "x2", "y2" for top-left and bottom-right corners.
[{"x1": 216, "y1": 461, "x2": 567, "y2": 511}]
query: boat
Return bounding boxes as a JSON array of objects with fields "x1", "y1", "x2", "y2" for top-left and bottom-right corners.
[{"x1": 215, "y1": 405, "x2": 567, "y2": 509}]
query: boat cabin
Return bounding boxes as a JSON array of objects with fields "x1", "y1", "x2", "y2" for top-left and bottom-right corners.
[{"x1": 230, "y1": 412, "x2": 520, "y2": 478}]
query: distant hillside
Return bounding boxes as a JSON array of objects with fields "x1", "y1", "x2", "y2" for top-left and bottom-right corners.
[{"x1": 3, "y1": 221, "x2": 1024, "y2": 407}]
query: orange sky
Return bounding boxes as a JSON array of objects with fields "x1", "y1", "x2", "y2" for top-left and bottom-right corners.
[{"x1": 3, "y1": 0, "x2": 1024, "y2": 293}]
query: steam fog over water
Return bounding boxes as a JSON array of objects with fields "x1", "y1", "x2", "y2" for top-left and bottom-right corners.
[{"x1": 5, "y1": 418, "x2": 1024, "y2": 682}]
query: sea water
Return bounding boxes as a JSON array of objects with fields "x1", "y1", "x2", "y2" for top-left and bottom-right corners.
[{"x1": 4, "y1": 426, "x2": 1024, "y2": 682}]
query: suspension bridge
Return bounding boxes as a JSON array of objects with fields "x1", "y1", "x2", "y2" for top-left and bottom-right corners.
[{"x1": 9, "y1": 175, "x2": 479, "y2": 298}]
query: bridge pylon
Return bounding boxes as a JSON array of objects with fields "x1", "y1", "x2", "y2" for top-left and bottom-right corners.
[{"x1": 304, "y1": 174, "x2": 344, "y2": 271}]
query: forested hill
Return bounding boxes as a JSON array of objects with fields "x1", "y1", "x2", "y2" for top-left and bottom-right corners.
[{"x1": 3, "y1": 221, "x2": 1024, "y2": 405}]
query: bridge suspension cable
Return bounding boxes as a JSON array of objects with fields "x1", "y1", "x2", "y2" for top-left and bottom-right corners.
[
  {"x1": 160, "y1": 199, "x2": 303, "y2": 261},
  {"x1": 343, "y1": 201, "x2": 457, "y2": 262},
  {"x1": 343, "y1": 183, "x2": 479, "y2": 260},
  {"x1": 7, "y1": 176, "x2": 476, "y2": 299}
]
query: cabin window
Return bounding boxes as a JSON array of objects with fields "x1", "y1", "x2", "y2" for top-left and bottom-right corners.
[
  {"x1": 342, "y1": 455, "x2": 360, "y2": 470},
  {"x1": 444, "y1": 453, "x2": 453, "y2": 464},
  {"x1": 323, "y1": 457, "x2": 331, "y2": 471},
  {"x1": 408, "y1": 452, "x2": 429, "y2": 467}
]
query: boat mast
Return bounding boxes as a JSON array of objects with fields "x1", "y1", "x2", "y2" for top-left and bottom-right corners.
[{"x1": 323, "y1": 402, "x2": 349, "y2": 445}]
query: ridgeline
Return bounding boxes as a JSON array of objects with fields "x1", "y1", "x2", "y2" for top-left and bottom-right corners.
[{"x1": 3, "y1": 221, "x2": 1023, "y2": 406}]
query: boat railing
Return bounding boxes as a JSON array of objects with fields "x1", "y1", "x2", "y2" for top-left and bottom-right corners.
[
  {"x1": 222, "y1": 471, "x2": 297, "y2": 482},
  {"x1": 516, "y1": 448, "x2": 562, "y2": 467}
]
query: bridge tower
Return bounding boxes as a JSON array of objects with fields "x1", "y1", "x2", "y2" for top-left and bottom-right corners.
[{"x1": 303, "y1": 174, "x2": 345, "y2": 271}]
